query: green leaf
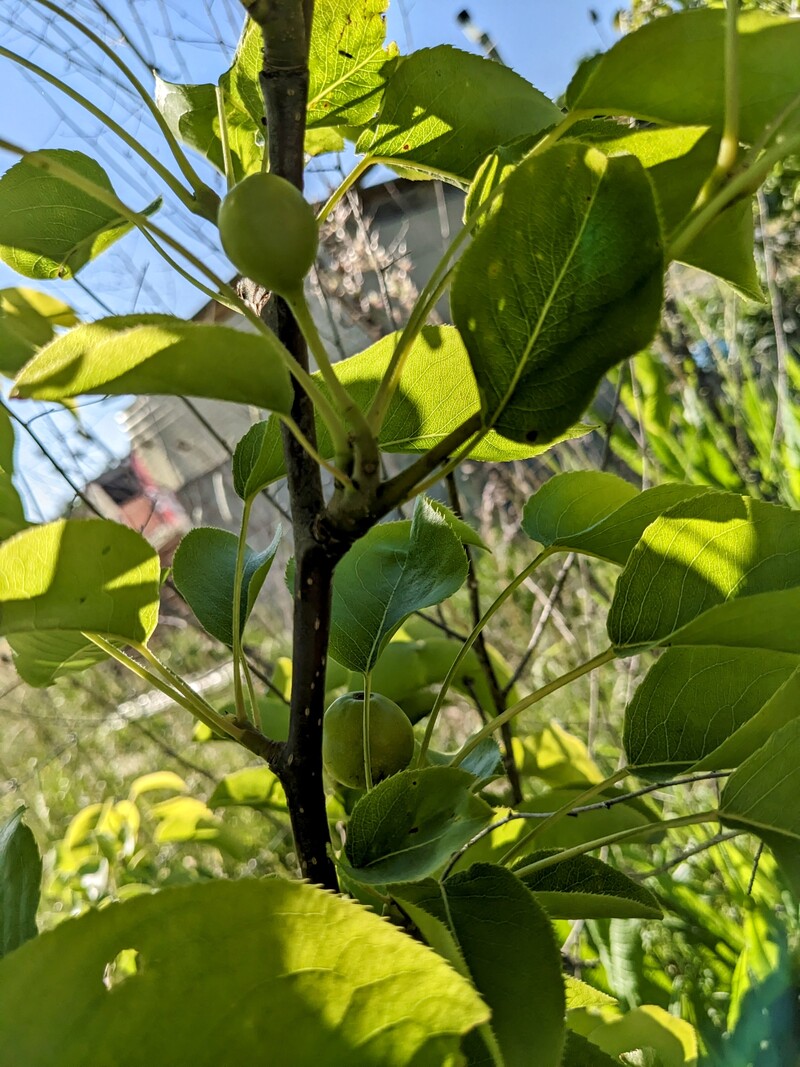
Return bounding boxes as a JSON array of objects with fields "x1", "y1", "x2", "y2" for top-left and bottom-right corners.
[
  {"x1": 0, "y1": 406, "x2": 26, "y2": 542},
  {"x1": 624, "y1": 648, "x2": 799, "y2": 772},
  {"x1": 6, "y1": 631, "x2": 109, "y2": 688},
  {"x1": 208, "y1": 766, "x2": 287, "y2": 812},
  {"x1": 0, "y1": 879, "x2": 489, "y2": 1065},
  {"x1": 512, "y1": 721, "x2": 605, "y2": 787},
  {"x1": 720, "y1": 718, "x2": 800, "y2": 852},
  {"x1": 342, "y1": 766, "x2": 494, "y2": 884},
  {"x1": 328, "y1": 497, "x2": 467, "y2": 674},
  {"x1": 580, "y1": 1004, "x2": 699, "y2": 1067},
  {"x1": 426, "y1": 737, "x2": 502, "y2": 785},
  {"x1": 579, "y1": 125, "x2": 761, "y2": 299},
  {"x1": 565, "y1": 977, "x2": 617, "y2": 1012},
  {"x1": 567, "y1": 9, "x2": 800, "y2": 147},
  {"x1": 693, "y1": 665, "x2": 800, "y2": 773},
  {"x1": 171, "y1": 526, "x2": 280, "y2": 646},
  {"x1": 0, "y1": 520, "x2": 160, "y2": 649},
  {"x1": 522, "y1": 473, "x2": 709, "y2": 564},
  {"x1": 451, "y1": 142, "x2": 664, "y2": 445},
  {"x1": 0, "y1": 808, "x2": 41, "y2": 959},
  {"x1": 13, "y1": 314, "x2": 293, "y2": 415},
  {"x1": 0, "y1": 150, "x2": 158, "y2": 280},
  {"x1": 608, "y1": 494, "x2": 800, "y2": 656},
  {"x1": 156, "y1": 22, "x2": 265, "y2": 184},
  {"x1": 232, "y1": 326, "x2": 580, "y2": 498},
  {"x1": 307, "y1": 0, "x2": 397, "y2": 128},
  {"x1": 0, "y1": 288, "x2": 77, "y2": 376},
  {"x1": 561, "y1": 1032, "x2": 620, "y2": 1067},
  {"x1": 357, "y1": 46, "x2": 560, "y2": 182},
  {"x1": 513, "y1": 850, "x2": 661, "y2": 920},
  {"x1": 394, "y1": 865, "x2": 566, "y2": 1067},
  {"x1": 426, "y1": 499, "x2": 489, "y2": 552}
]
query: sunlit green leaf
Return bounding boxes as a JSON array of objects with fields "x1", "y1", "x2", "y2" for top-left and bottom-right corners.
[
  {"x1": 609, "y1": 494, "x2": 800, "y2": 655},
  {"x1": 0, "y1": 879, "x2": 489, "y2": 1064},
  {"x1": 308, "y1": 0, "x2": 397, "y2": 128},
  {"x1": 358, "y1": 46, "x2": 559, "y2": 182},
  {"x1": 13, "y1": 315, "x2": 293, "y2": 415},
  {"x1": 451, "y1": 142, "x2": 663, "y2": 444},
  {"x1": 0, "y1": 520, "x2": 160, "y2": 648},
  {"x1": 579, "y1": 1004, "x2": 699, "y2": 1066}
]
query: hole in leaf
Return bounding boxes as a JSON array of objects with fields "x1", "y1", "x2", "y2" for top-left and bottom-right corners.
[{"x1": 103, "y1": 947, "x2": 140, "y2": 991}]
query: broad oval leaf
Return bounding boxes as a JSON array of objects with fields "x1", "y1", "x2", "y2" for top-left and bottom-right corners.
[
  {"x1": 0, "y1": 808, "x2": 41, "y2": 959},
  {"x1": 232, "y1": 326, "x2": 580, "y2": 499},
  {"x1": 172, "y1": 525, "x2": 280, "y2": 646},
  {"x1": 513, "y1": 849, "x2": 661, "y2": 920},
  {"x1": 328, "y1": 497, "x2": 467, "y2": 674},
  {"x1": 13, "y1": 315, "x2": 293, "y2": 415},
  {"x1": 0, "y1": 520, "x2": 160, "y2": 646},
  {"x1": 0, "y1": 150, "x2": 158, "y2": 280},
  {"x1": 343, "y1": 766, "x2": 494, "y2": 884},
  {"x1": 624, "y1": 647, "x2": 799, "y2": 772},
  {"x1": 567, "y1": 9, "x2": 800, "y2": 147},
  {"x1": 394, "y1": 864, "x2": 566, "y2": 1067},
  {"x1": 0, "y1": 879, "x2": 489, "y2": 1065},
  {"x1": 451, "y1": 142, "x2": 663, "y2": 444},
  {"x1": 308, "y1": 0, "x2": 397, "y2": 128},
  {"x1": 608, "y1": 494, "x2": 800, "y2": 655},
  {"x1": 0, "y1": 288, "x2": 77, "y2": 376},
  {"x1": 357, "y1": 46, "x2": 560, "y2": 182}
]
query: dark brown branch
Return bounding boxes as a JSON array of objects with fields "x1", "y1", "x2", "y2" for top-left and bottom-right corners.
[{"x1": 244, "y1": 0, "x2": 338, "y2": 889}]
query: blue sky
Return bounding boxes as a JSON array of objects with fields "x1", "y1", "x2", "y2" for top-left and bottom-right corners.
[{"x1": 0, "y1": 0, "x2": 623, "y2": 517}]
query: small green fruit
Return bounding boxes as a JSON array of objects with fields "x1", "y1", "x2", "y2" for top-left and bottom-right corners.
[
  {"x1": 323, "y1": 691, "x2": 415, "y2": 789},
  {"x1": 217, "y1": 172, "x2": 318, "y2": 296}
]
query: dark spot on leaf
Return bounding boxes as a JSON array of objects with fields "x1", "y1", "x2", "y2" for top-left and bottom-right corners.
[
  {"x1": 339, "y1": 50, "x2": 354, "y2": 59},
  {"x1": 101, "y1": 545, "x2": 111, "y2": 555},
  {"x1": 524, "y1": 429, "x2": 539, "y2": 443},
  {"x1": 408, "y1": 826, "x2": 419, "y2": 835},
  {"x1": 402, "y1": 144, "x2": 410, "y2": 151}
]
